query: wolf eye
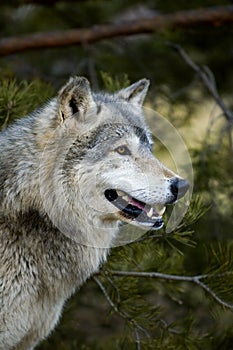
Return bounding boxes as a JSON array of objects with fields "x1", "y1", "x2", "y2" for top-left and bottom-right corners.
[{"x1": 115, "y1": 145, "x2": 131, "y2": 155}]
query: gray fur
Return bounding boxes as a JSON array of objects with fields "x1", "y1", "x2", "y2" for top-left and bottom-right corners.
[{"x1": 0, "y1": 76, "x2": 187, "y2": 349}]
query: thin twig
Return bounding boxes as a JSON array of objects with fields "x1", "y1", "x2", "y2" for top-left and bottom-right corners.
[
  {"x1": 134, "y1": 328, "x2": 141, "y2": 350},
  {"x1": 110, "y1": 270, "x2": 233, "y2": 310},
  {"x1": 93, "y1": 276, "x2": 150, "y2": 338},
  {"x1": 102, "y1": 271, "x2": 122, "y2": 304},
  {"x1": 193, "y1": 278, "x2": 233, "y2": 310},
  {"x1": 167, "y1": 42, "x2": 233, "y2": 123},
  {"x1": 93, "y1": 276, "x2": 119, "y2": 312}
]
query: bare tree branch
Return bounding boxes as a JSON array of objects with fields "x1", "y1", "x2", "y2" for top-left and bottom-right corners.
[
  {"x1": 167, "y1": 42, "x2": 233, "y2": 123},
  {"x1": 110, "y1": 270, "x2": 233, "y2": 310},
  {"x1": 0, "y1": 5, "x2": 232, "y2": 56}
]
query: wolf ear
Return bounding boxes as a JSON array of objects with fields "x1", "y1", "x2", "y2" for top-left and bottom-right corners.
[
  {"x1": 115, "y1": 79, "x2": 150, "y2": 106},
  {"x1": 58, "y1": 76, "x2": 95, "y2": 123}
]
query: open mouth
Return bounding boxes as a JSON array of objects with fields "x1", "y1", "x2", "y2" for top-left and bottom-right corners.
[{"x1": 104, "y1": 189, "x2": 166, "y2": 230}]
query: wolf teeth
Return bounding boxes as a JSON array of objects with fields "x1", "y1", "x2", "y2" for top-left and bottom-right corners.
[
  {"x1": 147, "y1": 207, "x2": 153, "y2": 218},
  {"x1": 116, "y1": 190, "x2": 125, "y2": 197},
  {"x1": 158, "y1": 207, "x2": 166, "y2": 215},
  {"x1": 154, "y1": 205, "x2": 166, "y2": 216},
  {"x1": 152, "y1": 215, "x2": 161, "y2": 220}
]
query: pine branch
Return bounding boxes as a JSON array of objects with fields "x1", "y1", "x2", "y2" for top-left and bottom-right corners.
[
  {"x1": 93, "y1": 276, "x2": 150, "y2": 344},
  {"x1": 167, "y1": 42, "x2": 233, "y2": 124},
  {"x1": 110, "y1": 270, "x2": 233, "y2": 310},
  {"x1": 0, "y1": 6, "x2": 233, "y2": 56}
]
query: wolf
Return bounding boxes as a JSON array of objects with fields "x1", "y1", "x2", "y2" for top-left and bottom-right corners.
[{"x1": 0, "y1": 76, "x2": 189, "y2": 350}]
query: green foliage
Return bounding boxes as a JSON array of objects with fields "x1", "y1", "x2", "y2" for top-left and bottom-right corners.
[
  {"x1": 0, "y1": 78, "x2": 54, "y2": 128},
  {"x1": 91, "y1": 190, "x2": 233, "y2": 348},
  {"x1": 100, "y1": 71, "x2": 130, "y2": 92}
]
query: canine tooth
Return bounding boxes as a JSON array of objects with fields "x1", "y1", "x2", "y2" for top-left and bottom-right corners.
[
  {"x1": 158, "y1": 206, "x2": 166, "y2": 215},
  {"x1": 154, "y1": 205, "x2": 166, "y2": 216},
  {"x1": 122, "y1": 195, "x2": 129, "y2": 201},
  {"x1": 147, "y1": 207, "x2": 153, "y2": 218},
  {"x1": 116, "y1": 190, "x2": 123, "y2": 196}
]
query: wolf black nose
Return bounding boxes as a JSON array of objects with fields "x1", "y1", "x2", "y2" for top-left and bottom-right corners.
[{"x1": 170, "y1": 178, "x2": 189, "y2": 200}]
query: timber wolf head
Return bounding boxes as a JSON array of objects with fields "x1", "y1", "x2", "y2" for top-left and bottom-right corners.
[{"x1": 40, "y1": 76, "x2": 189, "y2": 243}]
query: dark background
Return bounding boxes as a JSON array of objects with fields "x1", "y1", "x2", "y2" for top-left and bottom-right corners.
[{"x1": 0, "y1": 1, "x2": 233, "y2": 349}]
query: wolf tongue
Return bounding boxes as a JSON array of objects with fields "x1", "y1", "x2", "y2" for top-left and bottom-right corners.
[
  {"x1": 129, "y1": 197, "x2": 145, "y2": 210},
  {"x1": 104, "y1": 189, "x2": 143, "y2": 218}
]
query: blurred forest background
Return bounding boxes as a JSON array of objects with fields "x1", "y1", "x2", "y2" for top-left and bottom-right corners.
[{"x1": 0, "y1": 1, "x2": 233, "y2": 349}]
